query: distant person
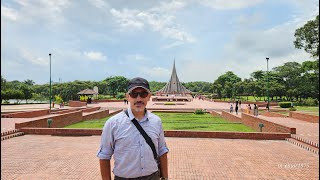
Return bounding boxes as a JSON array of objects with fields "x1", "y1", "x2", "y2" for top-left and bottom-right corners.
[
  {"x1": 254, "y1": 104, "x2": 259, "y2": 116},
  {"x1": 52, "y1": 101, "x2": 54, "y2": 108},
  {"x1": 239, "y1": 101, "x2": 242, "y2": 108},
  {"x1": 230, "y1": 104, "x2": 233, "y2": 113},
  {"x1": 235, "y1": 104, "x2": 239, "y2": 115},
  {"x1": 247, "y1": 104, "x2": 251, "y2": 114}
]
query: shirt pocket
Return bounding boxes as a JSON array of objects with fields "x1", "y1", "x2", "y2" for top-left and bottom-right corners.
[
  {"x1": 115, "y1": 129, "x2": 140, "y2": 152},
  {"x1": 145, "y1": 130, "x2": 160, "y2": 150}
]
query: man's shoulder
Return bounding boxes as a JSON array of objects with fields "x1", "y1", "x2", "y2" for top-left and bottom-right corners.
[
  {"x1": 107, "y1": 111, "x2": 127, "y2": 123},
  {"x1": 147, "y1": 112, "x2": 161, "y2": 122}
]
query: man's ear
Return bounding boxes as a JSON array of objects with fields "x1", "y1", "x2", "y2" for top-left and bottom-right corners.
[{"x1": 126, "y1": 93, "x2": 130, "y2": 99}]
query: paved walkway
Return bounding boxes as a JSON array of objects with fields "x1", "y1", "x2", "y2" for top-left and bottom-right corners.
[
  {"x1": 1, "y1": 135, "x2": 319, "y2": 180},
  {"x1": 1, "y1": 100, "x2": 319, "y2": 179},
  {"x1": 258, "y1": 115, "x2": 319, "y2": 144}
]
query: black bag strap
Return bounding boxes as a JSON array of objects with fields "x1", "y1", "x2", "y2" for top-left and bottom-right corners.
[{"x1": 124, "y1": 109, "x2": 158, "y2": 161}]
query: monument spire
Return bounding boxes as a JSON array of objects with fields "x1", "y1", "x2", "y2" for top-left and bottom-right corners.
[{"x1": 156, "y1": 58, "x2": 192, "y2": 95}]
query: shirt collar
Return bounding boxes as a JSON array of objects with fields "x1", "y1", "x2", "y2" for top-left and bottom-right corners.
[{"x1": 127, "y1": 107, "x2": 149, "y2": 122}]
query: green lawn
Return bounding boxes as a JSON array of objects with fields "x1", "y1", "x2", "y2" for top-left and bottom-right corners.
[
  {"x1": 295, "y1": 106, "x2": 319, "y2": 116},
  {"x1": 271, "y1": 106, "x2": 319, "y2": 116},
  {"x1": 65, "y1": 112, "x2": 255, "y2": 132},
  {"x1": 64, "y1": 118, "x2": 108, "y2": 128}
]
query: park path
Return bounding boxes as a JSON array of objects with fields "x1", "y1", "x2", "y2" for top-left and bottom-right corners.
[{"x1": 1, "y1": 135, "x2": 319, "y2": 180}]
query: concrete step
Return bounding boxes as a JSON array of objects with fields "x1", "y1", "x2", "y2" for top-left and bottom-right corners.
[
  {"x1": 286, "y1": 138, "x2": 319, "y2": 155},
  {"x1": 1, "y1": 131, "x2": 25, "y2": 141},
  {"x1": 1, "y1": 129, "x2": 20, "y2": 137},
  {"x1": 291, "y1": 134, "x2": 319, "y2": 148}
]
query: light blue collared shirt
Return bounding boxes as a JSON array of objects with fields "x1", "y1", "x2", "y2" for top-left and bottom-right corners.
[{"x1": 97, "y1": 107, "x2": 169, "y2": 178}]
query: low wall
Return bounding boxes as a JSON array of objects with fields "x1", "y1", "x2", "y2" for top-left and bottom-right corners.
[
  {"x1": 212, "y1": 100, "x2": 278, "y2": 106},
  {"x1": 93, "y1": 100, "x2": 123, "y2": 102},
  {"x1": 289, "y1": 111, "x2": 319, "y2": 123},
  {"x1": 15, "y1": 110, "x2": 83, "y2": 129},
  {"x1": 148, "y1": 108, "x2": 196, "y2": 111},
  {"x1": 51, "y1": 109, "x2": 78, "y2": 115},
  {"x1": 151, "y1": 110, "x2": 195, "y2": 113},
  {"x1": 82, "y1": 107, "x2": 101, "y2": 113},
  {"x1": 165, "y1": 130, "x2": 290, "y2": 140},
  {"x1": 83, "y1": 110, "x2": 109, "y2": 121},
  {"x1": 1, "y1": 109, "x2": 49, "y2": 118},
  {"x1": 69, "y1": 101, "x2": 87, "y2": 107},
  {"x1": 241, "y1": 113, "x2": 296, "y2": 134},
  {"x1": 109, "y1": 109, "x2": 123, "y2": 116},
  {"x1": 19, "y1": 128, "x2": 290, "y2": 140},
  {"x1": 221, "y1": 111, "x2": 242, "y2": 122},
  {"x1": 209, "y1": 110, "x2": 221, "y2": 117},
  {"x1": 20, "y1": 128, "x2": 102, "y2": 136},
  {"x1": 259, "y1": 111, "x2": 288, "y2": 118}
]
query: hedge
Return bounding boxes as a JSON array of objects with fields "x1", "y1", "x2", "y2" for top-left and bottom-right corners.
[{"x1": 279, "y1": 102, "x2": 292, "y2": 108}]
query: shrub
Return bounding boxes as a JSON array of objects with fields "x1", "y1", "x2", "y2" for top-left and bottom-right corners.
[
  {"x1": 303, "y1": 97, "x2": 318, "y2": 106},
  {"x1": 54, "y1": 95, "x2": 63, "y2": 104},
  {"x1": 164, "y1": 102, "x2": 175, "y2": 105},
  {"x1": 289, "y1": 107, "x2": 297, "y2": 111},
  {"x1": 194, "y1": 109, "x2": 205, "y2": 114},
  {"x1": 116, "y1": 93, "x2": 125, "y2": 99},
  {"x1": 279, "y1": 102, "x2": 292, "y2": 108},
  {"x1": 80, "y1": 95, "x2": 89, "y2": 101}
]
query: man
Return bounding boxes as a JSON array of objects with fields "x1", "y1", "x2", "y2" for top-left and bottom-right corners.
[{"x1": 97, "y1": 77, "x2": 169, "y2": 180}]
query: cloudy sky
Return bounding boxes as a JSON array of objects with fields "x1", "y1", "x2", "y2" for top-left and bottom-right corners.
[{"x1": 1, "y1": 0, "x2": 319, "y2": 84}]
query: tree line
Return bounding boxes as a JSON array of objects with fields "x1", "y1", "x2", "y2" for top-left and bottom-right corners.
[{"x1": 1, "y1": 59, "x2": 318, "y2": 104}]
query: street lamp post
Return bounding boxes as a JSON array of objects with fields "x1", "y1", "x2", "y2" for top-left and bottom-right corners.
[
  {"x1": 49, "y1": 53, "x2": 52, "y2": 113},
  {"x1": 266, "y1": 57, "x2": 270, "y2": 111}
]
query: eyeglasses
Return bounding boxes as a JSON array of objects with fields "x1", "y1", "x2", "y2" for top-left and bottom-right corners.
[{"x1": 129, "y1": 91, "x2": 149, "y2": 98}]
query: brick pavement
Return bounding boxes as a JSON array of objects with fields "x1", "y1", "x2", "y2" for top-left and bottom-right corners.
[
  {"x1": 258, "y1": 116, "x2": 319, "y2": 144},
  {"x1": 1, "y1": 135, "x2": 318, "y2": 180}
]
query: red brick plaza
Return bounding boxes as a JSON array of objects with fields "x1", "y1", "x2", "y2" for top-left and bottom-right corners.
[{"x1": 1, "y1": 99, "x2": 319, "y2": 179}]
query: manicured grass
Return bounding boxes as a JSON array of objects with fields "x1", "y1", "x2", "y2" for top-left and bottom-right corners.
[
  {"x1": 154, "y1": 113, "x2": 254, "y2": 132},
  {"x1": 65, "y1": 112, "x2": 255, "y2": 132},
  {"x1": 272, "y1": 106, "x2": 319, "y2": 116},
  {"x1": 64, "y1": 118, "x2": 108, "y2": 128},
  {"x1": 295, "y1": 106, "x2": 319, "y2": 112}
]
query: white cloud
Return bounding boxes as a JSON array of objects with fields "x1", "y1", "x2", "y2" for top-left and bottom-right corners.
[
  {"x1": 6, "y1": 0, "x2": 70, "y2": 26},
  {"x1": 88, "y1": 0, "x2": 110, "y2": 9},
  {"x1": 141, "y1": 66, "x2": 171, "y2": 80},
  {"x1": 110, "y1": 1, "x2": 196, "y2": 43},
  {"x1": 199, "y1": 0, "x2": 263, "y2": 10},
  {"x1": 84, "y1": 51, "x2": 107, "y2": 61},
  {"x1": 20, "y1": 49, "x2": 48, "y2": 66},
  {"x1": 161, "y1": 41, "x2": 184, "y2": 49},
  {"x1": 110, "y1": 8, "x2": 145, "y2": 29},
  {"x1": 126, "y1": 54, "x2": 147, "y2": 61},
  {"x1": 1, "y1": 5, "x2": 18, "y2": 21}
]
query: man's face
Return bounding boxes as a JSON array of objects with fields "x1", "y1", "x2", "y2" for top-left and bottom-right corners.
[{"x1": 127, "y1": 87, "x2": 151, "y2": 113}]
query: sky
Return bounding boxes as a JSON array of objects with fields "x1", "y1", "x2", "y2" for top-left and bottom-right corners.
[{"x1": 1, "y1": 0, "x2": 319, "y2": 85}]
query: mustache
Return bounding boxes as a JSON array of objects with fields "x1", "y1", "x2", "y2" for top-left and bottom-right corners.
[{"x1": 134, "y1": 101, "x2": 145, "y2": 105}]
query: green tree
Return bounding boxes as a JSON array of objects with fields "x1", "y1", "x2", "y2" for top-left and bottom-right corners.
[
  {"x1": 294, "y1": 15, "x2": 319, "y2": 58},
  {"x1": 1, "y1": 89, "x2": 24, "y2": 103},
  {"x1": 149, "y1": 81, "x2": 166, "y2": 92},
  {"x1": 24, "y1": 79, "x2": 35, "y2": 86},
  {"x1": 19, "y1": 84, "x2": 34, "y2": 103},
  {"x1": 1, "y1": 75, "x2": 7, "y2": 90},
  {"x1": 104, "y1": 76, "x2": 128, "y2": 97}
]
